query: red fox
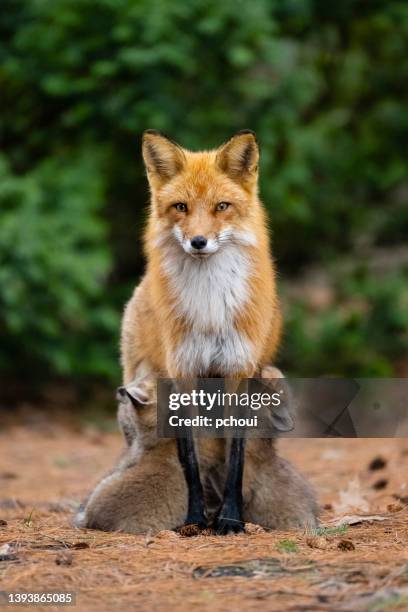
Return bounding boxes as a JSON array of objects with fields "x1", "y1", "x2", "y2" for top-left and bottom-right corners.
[
  {"x1": 120, "y1": 130, "x2": 291, "y2": 533},
  {"x1": 122, "y1": 129, "x2": 281, "y2": 384}
]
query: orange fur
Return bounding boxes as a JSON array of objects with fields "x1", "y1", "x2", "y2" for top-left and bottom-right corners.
[{"x1": 121, "y1": 130, "x2": 282, "y2": 384}]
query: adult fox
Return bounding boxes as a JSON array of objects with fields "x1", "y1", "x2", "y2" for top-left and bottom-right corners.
[{"x1": 122, "y1": 130, "x2": 284, "y2": 533}]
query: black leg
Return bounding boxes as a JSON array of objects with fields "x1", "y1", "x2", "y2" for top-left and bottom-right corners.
[
  {"x1": 214, "y1": 437, "x2": 246, "y2": 534},
  {"x1": 177, "y1": 437, "x2": 207, "y2": 529}
]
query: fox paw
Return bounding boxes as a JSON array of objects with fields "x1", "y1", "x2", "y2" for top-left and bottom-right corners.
[{"x1": 213, "y1": 516, "x2": 245, "y2": 536}]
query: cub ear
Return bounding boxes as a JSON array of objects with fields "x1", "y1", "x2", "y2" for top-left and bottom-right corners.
[
  {"x1": 142, "y1": 130, "x2": 186, "y2": 187},
  {"x1": 116, "y1": 385, "x2": 147, "y2": 407},
  {"x1": 216, "y1": 130, "x2": 259, "y2": 185}
]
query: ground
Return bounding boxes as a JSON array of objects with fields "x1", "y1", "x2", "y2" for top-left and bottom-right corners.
[{"x1": 1, "y1": 414, "x2": 408, "y2": 611}]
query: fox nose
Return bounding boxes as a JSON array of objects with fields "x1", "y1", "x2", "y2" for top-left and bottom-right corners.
[{"x1": 190, "y1": 235, "x2": 207, "y2": 250}]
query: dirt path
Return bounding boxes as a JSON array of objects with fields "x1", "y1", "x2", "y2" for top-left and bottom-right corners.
[{"x1": 1, "y1": 420, "x2": 408, "y2": 611}]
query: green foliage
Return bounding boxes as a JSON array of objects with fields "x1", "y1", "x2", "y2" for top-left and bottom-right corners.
[
  {"x1": 276, "y1": 539, "x2": 299, "y2": 553},
  {"x1": 0, "y1": 0, "x2": 407, "y2": 383},
  {"x1": 281, "y1": 266, "x2": 408, "y2": 376},
  {"x1": 0, "y1": 151, "x2": 119, "y2": 380}
]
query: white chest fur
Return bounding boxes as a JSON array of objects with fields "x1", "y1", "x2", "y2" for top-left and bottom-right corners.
[{"x1": 161, "y1": 243, "x2": 255, "y2": 376}]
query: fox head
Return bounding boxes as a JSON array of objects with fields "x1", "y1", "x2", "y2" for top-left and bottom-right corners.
[{"x1": 142, "y1": 130, "x2": 260, "y2": 258}]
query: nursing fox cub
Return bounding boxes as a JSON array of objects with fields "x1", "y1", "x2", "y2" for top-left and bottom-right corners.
[{"x1": 76, "y1": 375, "x2": 318, "y2": 533}]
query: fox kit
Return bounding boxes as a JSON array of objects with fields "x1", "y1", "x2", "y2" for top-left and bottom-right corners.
[
  {"x1": 75, "y1": 374, "x2": 318, "y2": 533},
  {"x1": 121, "y1": 130, "x2": 283, "y2": 533}
]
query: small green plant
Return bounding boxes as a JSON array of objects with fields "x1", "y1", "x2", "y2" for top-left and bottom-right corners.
[
  {"x1": 23, "y1": 509, "x2": 34, "y2": 527},
  {"x1": 276, "y1": 539, "x2": 298, "y2": 553},
  {"x1": 312, "y1": 525, "x2": 349, "y2": 537}
]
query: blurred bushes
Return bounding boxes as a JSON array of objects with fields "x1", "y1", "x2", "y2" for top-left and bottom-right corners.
[
  {"x1": 282, "y1": 265, "x2": 408, "y2": 376},
  {"x1": 0, "y1": 151, "x2": 118, "y2": 380},
  {"x1": 0, "y1": 0, "x2": 407, "y2": 383}
]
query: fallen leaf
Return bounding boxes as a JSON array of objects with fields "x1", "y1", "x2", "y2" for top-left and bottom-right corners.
[
  {"x1": 333, "y1": 477, "x2": 369, "y2": 514},
  {"x1": 326, "y1": 514, "x2": 388, "y2": 527}
]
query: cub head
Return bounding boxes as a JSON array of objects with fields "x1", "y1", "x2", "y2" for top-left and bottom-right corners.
[{"x1": 142, "y1": 130, "x2": 260, "y2": 258}]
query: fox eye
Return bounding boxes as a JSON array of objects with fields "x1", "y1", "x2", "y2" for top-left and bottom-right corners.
[
  {"x1": 173, "y1": 202, "x2": 187, "y2": 212},
  {"x1": 216, "y1": 202, "x2": 230, "y2": 212}
]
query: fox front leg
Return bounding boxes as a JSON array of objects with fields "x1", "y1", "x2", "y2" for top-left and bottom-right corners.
[
  {"x1": 213, "y1": 376, "x2": 249, "y2": 534},
  {"x1": 214, "y1": 437, "x2": 245, "y2": 534},
  {"x1": 170, "y1": 376, "x2": 207, "y2": 532},
  {"x1": 176, "y1": 437, "x2": 207, "y2": 532}
]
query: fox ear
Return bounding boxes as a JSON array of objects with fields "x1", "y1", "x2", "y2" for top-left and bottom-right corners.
[
  {"x1": 142, "y1": 130, "x2": 186, "y2": 186},
  {"x1": 116, "y1": 383, "x2": 151, "y2": 407},
  {"x1": 216, "y1": 130, "x2": 259, "y2": 185}
]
